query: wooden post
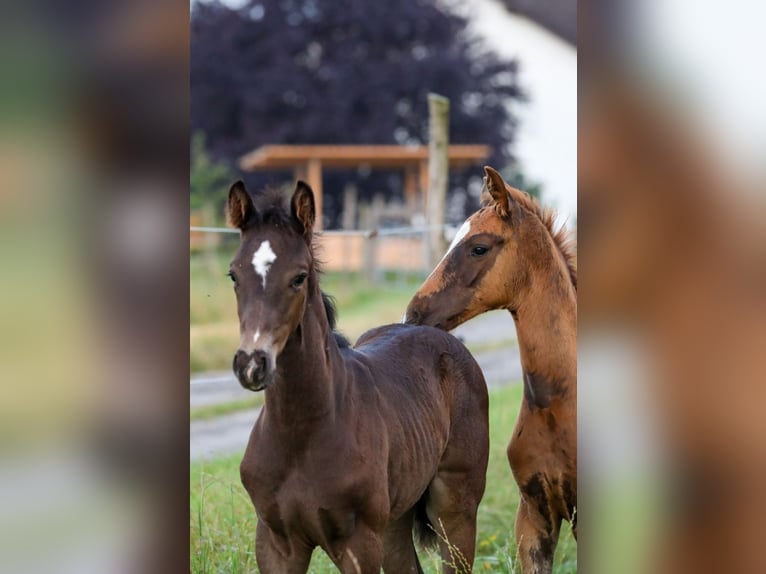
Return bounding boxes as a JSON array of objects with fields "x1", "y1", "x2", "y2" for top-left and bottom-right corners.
[
  {"x1": 418, "y1": 159, "x2": 430, "y2": 270},
  {"x1": 404, "y1": 167, "x2": 418, "y2": 215},
  {"x1": 340, "y1": 183, "x2": 357, "y2": 282},
  {"x1": 360, "y1": 198, "x2": 381, "y2": 283},
  {"x1": 306, "y1": 158, "x2": 323, "y2": 230},
  {"x1": 341, "y1": 183, "x2": 358, "y2": 230},
  {"x1": 418, "y1": 159, "x2": 429, "y2": 205},
  {"x1": 426, "y1": 93, "x2": 449, "y2": 267}
]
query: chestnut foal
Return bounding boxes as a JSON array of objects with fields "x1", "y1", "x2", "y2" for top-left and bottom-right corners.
[
  {"x1": 405, "y1": 167, "x2": 577, "y2": 574},
  {"x1": 227, "y1": 180, "x2": 489, "y2": 573}
]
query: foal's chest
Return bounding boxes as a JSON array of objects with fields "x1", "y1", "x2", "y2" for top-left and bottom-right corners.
[
  {"x1": 241, "y1": 434, "x2": 375, "y2": 548},
  {"x1": 249, "y1": 465, "x2": 364, "y2": 554}
]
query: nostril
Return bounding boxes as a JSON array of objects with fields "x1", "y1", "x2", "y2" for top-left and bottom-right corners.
[
  {"x1": 252, "y1": 350, "x2": 269, "y2": 374},
  {"x1": 233, "y1": 349, "x2": 272, "y2": 389},
  {"x1": 233, "y1": 350, "x2": 249, "y2": 375}
]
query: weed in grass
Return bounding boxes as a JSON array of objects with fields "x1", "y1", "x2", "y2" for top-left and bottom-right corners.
[{"x1": 430, "y1": 518, "x2": 472, "y2": 573}]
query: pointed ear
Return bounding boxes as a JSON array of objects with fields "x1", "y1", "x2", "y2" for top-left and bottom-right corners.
[
  {"x1": 226, "y1": 180, "x2": 255, "y2": 229},
  {"x1": 483, "y1": 166, "x2": 515, "y2": 217},
  {"x1": 290, "y1": 180, "x2": 315, "y2": 238}
]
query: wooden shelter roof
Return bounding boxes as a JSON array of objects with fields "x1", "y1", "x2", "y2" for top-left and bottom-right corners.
[{"x1": 239, "y1": 144, "x2": 491, "y2": 170}]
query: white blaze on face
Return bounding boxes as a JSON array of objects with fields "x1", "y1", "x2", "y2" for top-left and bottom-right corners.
[
  {"x1": 403, "y1": 219, "x2": 472, "y2": 324},
  {"x1": 425, "y1": 219, "x2": 472, "y2": 281},
  {"x1": 252, "y1": 240, "x2": 277, "y2": 288},
  {"x1": 446, "y1": 219, "x2": 472, "y2": 256}
]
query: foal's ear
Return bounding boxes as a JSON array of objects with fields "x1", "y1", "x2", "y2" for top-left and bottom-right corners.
[
  {"x1": 290, "y1": 180, "x2": 315, "y2": 238},
  {"x1": 483, "y1": 166, "x2": 515, "y2": 217},
  {"x1": 227, "y1": 180, "x2": 256, "y2": 229}
]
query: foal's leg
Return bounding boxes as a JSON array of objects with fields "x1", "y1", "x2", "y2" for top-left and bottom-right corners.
[
  {"x1": 382, "y1": 510, "x2": 424, "y2": 574},
  {"x1": 514, "y1": 495, "x2": 561, "y2": 574},
  {"x1": 420, "y1": 355, "x2": 488, "y2": 573},
  {"x1": 254, "y1": 521, "x2": 313, "y2": 574},
  {"x1": 426, "y1": 471, "x2": 485, "y2": 574},
  {"x1": 330, "y1": 524, "x2": 385, "y2": 574}
]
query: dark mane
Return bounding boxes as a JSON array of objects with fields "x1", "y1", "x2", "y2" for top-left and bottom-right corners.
[{"x1": 322, "y1": 291, "x2": 351, "y2": 348}]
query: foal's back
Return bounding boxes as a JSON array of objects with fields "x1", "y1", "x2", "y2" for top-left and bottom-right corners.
[{"x1": 353, "y1": 323, "x2": 484, "y2": 397}]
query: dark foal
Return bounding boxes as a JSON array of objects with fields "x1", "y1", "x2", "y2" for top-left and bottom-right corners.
[
  {"x1": 405, "y1": 167, "x2": 577, "y2": 574},
  {"x1": 226, "y1": 180, "x2": 489, "y2": 574}
]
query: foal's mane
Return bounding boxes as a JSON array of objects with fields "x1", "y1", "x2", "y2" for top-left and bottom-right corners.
[
  {"x1": 487, "y1": 188, "x2": 578, "y2": 291},
  {"x1": 322, "y1": 292, "x2": 351, "y2": 348},
  {"x1": 249, "y1": 186, "x2": 351, "y2": 348}
]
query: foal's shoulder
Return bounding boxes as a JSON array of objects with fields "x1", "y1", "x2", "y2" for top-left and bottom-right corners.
[
  {"x1": 354, "y1": 323, "x2": 407, "y2": 348},
  {"x1": 354, "y1": 323, "x2": 454, "y2": 349}
]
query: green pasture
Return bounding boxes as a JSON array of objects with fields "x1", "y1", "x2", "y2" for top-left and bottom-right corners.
[{"x1": 190, "y1": 385, "x2": 577, "y2": 573}]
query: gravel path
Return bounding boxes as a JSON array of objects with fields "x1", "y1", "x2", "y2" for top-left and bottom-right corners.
[{"x1": 190, "y1": 310, "x2": 520, "y2": 461}]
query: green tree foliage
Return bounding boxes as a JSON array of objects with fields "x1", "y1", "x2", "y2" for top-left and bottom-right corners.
[{"x1": 190, "y1": 131, "x2": 233, "y2": 224}]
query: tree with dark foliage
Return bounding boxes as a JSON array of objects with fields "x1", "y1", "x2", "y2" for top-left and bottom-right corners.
[{"x1": 191, "y1": 0, "x2": 524, "y2": 226}]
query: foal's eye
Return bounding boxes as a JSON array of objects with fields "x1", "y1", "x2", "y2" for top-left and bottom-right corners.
[
  {"x1": 291, "y1": 273, "x2": 308, "y2": 288},
  {"x1": 227, "y1": 271, "x2": 237, "y2": 283},
  {"x1": 470, "y1": 245, "x2": 489, "y2": 257}
]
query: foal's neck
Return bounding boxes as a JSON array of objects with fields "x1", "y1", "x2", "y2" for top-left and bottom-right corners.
[
  {"x1": 512, "y1": 253, "x2": 577, "y2": 397},
  {"x1": 265, "y1": 285, "x2": 342, "y2": 431}
]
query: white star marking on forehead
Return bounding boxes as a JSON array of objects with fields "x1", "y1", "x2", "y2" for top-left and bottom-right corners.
[{"x1": 252, "y1": 241, "x2": 277, "y2": 288}]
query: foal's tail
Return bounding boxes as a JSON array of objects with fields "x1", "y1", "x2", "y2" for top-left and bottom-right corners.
[{"x1": 413, "y1": 494, "x2": 439, "y2": 550}]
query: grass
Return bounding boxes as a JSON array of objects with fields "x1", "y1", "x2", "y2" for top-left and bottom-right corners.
[
  {"x1": 190, "y1": 249, "x2": 425, "y2": 374},
  {"x1": 190, "y1": 385, "x2": 577, "y2": 573}
]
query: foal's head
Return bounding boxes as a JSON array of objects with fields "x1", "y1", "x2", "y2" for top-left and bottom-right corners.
[
  {"x1": 226, "y1": 180, "x2": 317, "y2": 391},
  {"x1": 405, "y1": 166, "x2": 576, "y2": 330}
]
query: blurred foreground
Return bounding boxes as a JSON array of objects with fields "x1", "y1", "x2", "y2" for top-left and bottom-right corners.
[
  {"x1": 0, "y1": 1, "x2": 189, "y2": 573},
  {"x1": 579, "y1": 1, "x2": 766, "y2": 573}
]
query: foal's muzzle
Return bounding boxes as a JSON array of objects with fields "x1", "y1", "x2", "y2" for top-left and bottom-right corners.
[
  {"x1": 405, "y1": 294, "x2": 462, "y2": 331},
  {"x1": 233, "y1": 349, "x2": 273, "y2": 391},
  {"x1": 405, "y1": 297, "x2": 439, "y2": 327}
]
